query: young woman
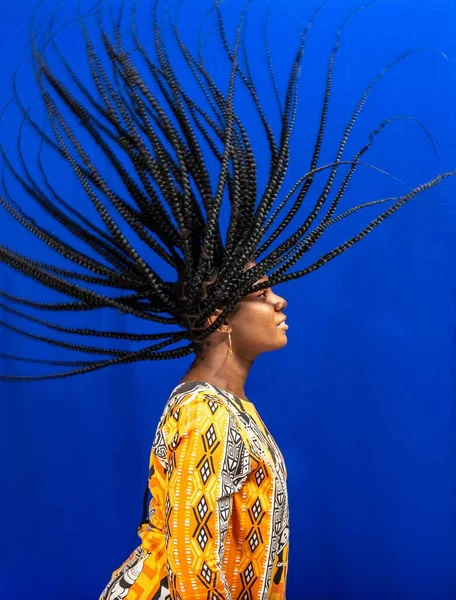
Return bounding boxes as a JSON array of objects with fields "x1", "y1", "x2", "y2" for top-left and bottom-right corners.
[
  {"x1": 0, "y1": 0, "x2": 453, "y2": 598},
  {"x1": 100, "y1": 264, "x2": 291, "y2": 598}
]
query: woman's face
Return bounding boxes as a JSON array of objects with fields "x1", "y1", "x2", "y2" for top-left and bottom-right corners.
[{"x1": 228, "y1": 271, "x2": 288, "y2": 359}]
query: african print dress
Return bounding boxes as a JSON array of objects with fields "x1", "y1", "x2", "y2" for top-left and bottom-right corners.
[{"x1": 100, "y1": 380, "x2": 289, "y2": 600}]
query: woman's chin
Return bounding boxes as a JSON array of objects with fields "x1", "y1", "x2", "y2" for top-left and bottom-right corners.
[
  {"x1": 258, "y1": 332, "x2": 289, "y2": 354},
  {"x1": 275, "y1": 332, "x2": 288, "y2": 349}
]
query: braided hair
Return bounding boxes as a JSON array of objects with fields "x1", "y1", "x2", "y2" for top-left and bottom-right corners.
[{"x1": 0, "y1": 0, "x2": 454, "y2": 382}]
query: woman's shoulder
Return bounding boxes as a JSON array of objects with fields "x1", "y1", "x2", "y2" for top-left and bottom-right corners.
[
  {"x1": 156, "y1": 381, "x2": 252, "y2": 445},
  {"x1": 164, "y1": 380, "x2": 226, "y2": 416},
  {"x1": 150, "y1": 382, "x2": 220, "y2": 457},
  {"x1": 155, "y1": 382, "x2": 234, "y2": 449}
]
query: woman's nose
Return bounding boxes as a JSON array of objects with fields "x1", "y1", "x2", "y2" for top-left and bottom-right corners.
[{"x1": 275, "y1": 296, "x2": 287, "y2": 311}]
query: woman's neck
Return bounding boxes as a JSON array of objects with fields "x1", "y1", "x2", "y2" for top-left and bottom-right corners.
[{"x1": 179, "y1": 350, "x2": 253, "y2": 401}]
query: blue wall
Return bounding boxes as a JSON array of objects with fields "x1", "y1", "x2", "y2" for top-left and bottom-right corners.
[{"x1": 0, "y1": 1, "x2": 455, "y2": 598}]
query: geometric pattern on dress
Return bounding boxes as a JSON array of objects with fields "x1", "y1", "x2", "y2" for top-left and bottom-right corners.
[
  {"x1": 151, "y1": 576, "x2": 172, "y2": 600},
  {"x1": 99, "y1": 547, "x2": 151, "y2": 600},
  {"x1": 165, "y1": 396, "x2": 252, "y2": 599},
  {"x1": 177, "y1": 382, "x2": 290, "y2": 600},
  {"x1": 99, "y1": 380, "x2": 290, "y2": 600}
]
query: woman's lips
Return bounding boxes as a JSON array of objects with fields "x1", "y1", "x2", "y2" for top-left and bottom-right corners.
[{"x1": 277, "y1": 315, "x2": 288, "y2": 327}]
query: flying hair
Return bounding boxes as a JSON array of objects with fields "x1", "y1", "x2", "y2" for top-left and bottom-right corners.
[{"x1": 0, "y1": 0, "x2": 454, "y2": 381}]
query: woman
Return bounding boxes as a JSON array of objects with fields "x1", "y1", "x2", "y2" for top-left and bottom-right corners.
[
  {"x1": 101, "y1": 263, "x2": 291, "y2": 598},
  {"x1": 0, "y1": 0, "x2": 453, "y2": 598}
]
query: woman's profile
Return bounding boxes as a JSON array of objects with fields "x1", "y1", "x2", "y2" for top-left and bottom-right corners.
[{"x1": 0, "y1": 0, "x2": 454, "y2": 598}]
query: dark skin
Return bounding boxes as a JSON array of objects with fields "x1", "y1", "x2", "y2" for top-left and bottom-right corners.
[{"x1": 179, "y1": 262, "x2": 288, "y2": 401}]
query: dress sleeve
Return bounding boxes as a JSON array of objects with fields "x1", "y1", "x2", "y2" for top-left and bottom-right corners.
[{"x1": 164, "y1": 395, "x2": 252, "y2": 600}]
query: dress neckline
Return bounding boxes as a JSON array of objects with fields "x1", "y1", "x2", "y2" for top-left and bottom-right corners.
[{"x1": 173, "y1": 380, "x2": 255, "y2": 406}]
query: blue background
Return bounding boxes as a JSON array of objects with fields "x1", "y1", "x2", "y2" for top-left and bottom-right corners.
[{"x1": 0, "y1": 0, "x2": 455, "y2": 598}]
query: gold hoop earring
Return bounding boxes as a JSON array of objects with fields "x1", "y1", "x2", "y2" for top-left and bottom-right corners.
[{"x1": 228, "y1": 331, "x2": 233, "y2": 356}]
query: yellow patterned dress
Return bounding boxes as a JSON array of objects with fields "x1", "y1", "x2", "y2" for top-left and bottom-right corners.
[{"x1": 100, "y1": 380, "x2": 289, "y2": 600}]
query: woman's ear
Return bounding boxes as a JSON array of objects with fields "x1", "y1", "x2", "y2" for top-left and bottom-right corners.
[
  {"x1": 207, "y1": 309, "x2": 230, "y2": 332},
  {"x1": 206, "y1": 308, "x2": 222, "y2": 328}
]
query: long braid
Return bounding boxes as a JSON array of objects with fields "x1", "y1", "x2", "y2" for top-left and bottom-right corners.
[
  {"x1": 98, "y1": 26, "x2": 191, "y2": 266},
  {"x1": 2, "y1": 119, "x2": 143, "y2": 280},
  {"x1": 0, "y1": 301, "x2": 183, "y2": 339},
  {"x1": 253, "y1": 3, "x2": 356, "y2": 257},
  {"x1": 214, "y1": 28, "x2": 307, "y2": 290},
  {"x1": 268, "y1": 170, "x2": 456, "y2": 287},
  {"x1": 206, "y1": 36, "x2": 306, "y2": 303},
  {"x1": 0, "y1": 245, "x2": 177, "y2": 323},
  {"x1": 51, "y1": 21, "x2": 185, "y2": 262},
  {"x1": 0, "y1": 195, "x2": 142, "y2": 288},
  {"x1": 187, "y1": 4, "x2": 248, "y2": 309},
  {"x1": 168, "y1": 9, "x2": 257, "y2": 257},
  {"x1": 215, "y1": 0, "x2": 278, "y2": 161},
  {"x1": 257, "y1": 115, "x2": 430, "y2": 273},
  {"x1": 35, "y1": 75, "x2": 175, "y2": 309},
  {"x1": 0, "y1": 288, "x2": 179, "y2": 322},
  {"x1": 0, "y1": 335, "x2": 193, "y2": 382},
  {"x1": 141, "y1": 483, "x2": 150, "y2": 527},
  {"x1": 112, "y1": 33, "x2": 214, "y2": 270},
  {"x1": 264, "y1": 0, "x2": 283, "y2": 119},
  {"x1": 34, "y1": 46, "x2": 179, "y2": 273}
]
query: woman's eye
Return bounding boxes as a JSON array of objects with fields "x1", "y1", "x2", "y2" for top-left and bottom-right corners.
[{"x1": 259, "y1": 291, "x2": 267, "y2": 298}]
